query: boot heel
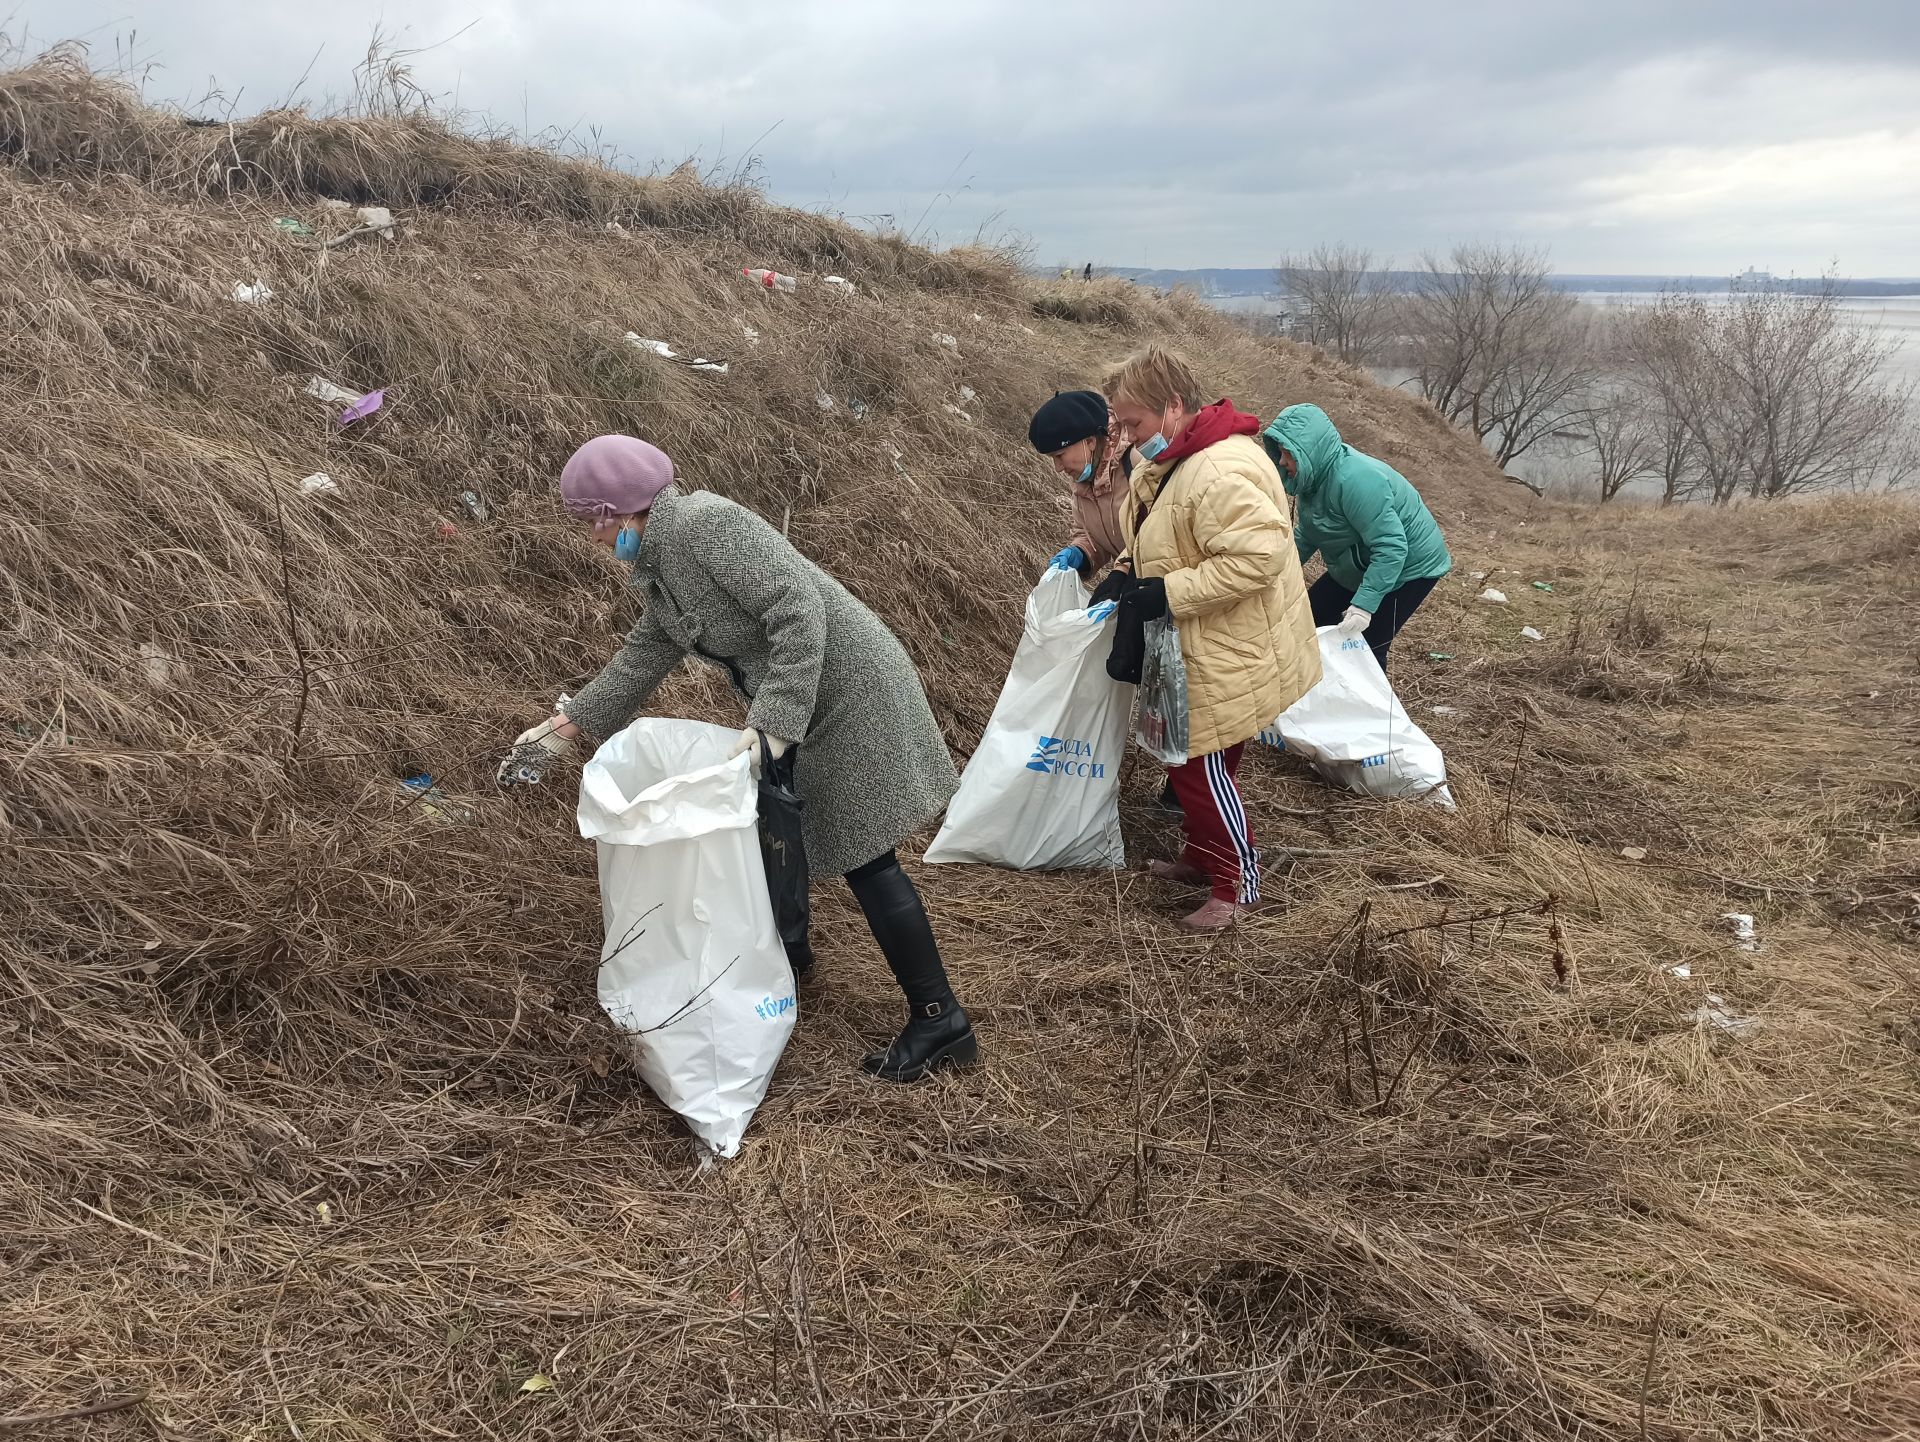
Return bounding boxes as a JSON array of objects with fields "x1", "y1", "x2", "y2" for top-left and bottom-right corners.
[{"x1": 934, "y1": 1028, "x2": 980, "y2": 1070}]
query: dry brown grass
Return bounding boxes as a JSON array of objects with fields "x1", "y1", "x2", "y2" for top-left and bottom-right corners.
[{"x1": 3, "y1": 58, "x2": 1917, "y2": 1442}]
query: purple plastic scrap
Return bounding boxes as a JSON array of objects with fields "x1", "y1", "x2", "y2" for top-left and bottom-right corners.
[{"x1": 339, "y1": 389, "x2": 386, "y2": 425}]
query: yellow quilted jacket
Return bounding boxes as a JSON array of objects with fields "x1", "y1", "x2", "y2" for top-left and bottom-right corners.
[{"x1": 1123, "y1": 433, "x2": 1321, "y2": 757}]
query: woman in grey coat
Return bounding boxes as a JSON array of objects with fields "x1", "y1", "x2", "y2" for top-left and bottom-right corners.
[{"x1": 497, "y1": 434, "x2": 975, "y2": 1083}]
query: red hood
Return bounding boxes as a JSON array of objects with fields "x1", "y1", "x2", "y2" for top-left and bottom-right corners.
[{"x1": 1153, "y1": 399, "x2": 1263, "y2": 467}]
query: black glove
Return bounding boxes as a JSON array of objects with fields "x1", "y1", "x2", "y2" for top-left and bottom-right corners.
[
  {"x1": 1127, "y1": 575, "x2": 1168, "y2": 622},
  {"x1": 1089, "y1": 568, "x2": 1129, "y2": 607}
]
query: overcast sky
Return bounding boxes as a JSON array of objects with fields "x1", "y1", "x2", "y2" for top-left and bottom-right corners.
[{"x1": 15, "y1": 0, "x2": 1920, "y2": 276}]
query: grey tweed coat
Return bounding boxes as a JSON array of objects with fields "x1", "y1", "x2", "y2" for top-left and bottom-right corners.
[{"x1": 564, "y1": 487, "x2": 959, "y2": 877}]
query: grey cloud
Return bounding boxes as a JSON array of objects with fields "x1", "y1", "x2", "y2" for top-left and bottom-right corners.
[{"x1": 14, "y1": 0, "x2": 1920, "y2": 273}]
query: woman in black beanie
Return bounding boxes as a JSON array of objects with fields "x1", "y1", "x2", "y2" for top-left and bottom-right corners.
[{"x1": 1027, "y1": 389, "x2": 1133, "y2": 599}]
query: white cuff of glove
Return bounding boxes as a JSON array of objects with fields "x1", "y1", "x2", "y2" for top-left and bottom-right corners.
[
  {"x1": 729, "y1": 727, "x2": 790, "y2": 776},
  {"x1": 1336, "y1": 606, "x2": 1373, "y2": 639}
]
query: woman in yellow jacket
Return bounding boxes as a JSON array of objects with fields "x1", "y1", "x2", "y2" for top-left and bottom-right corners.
[{"x1": 1103, "y1": 346, "x2": 1321, "y2": 931}]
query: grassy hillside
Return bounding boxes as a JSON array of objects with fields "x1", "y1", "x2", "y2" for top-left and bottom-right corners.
[{"x1": 2, "y1": 54, "x2": 1916, "y2": 1442}]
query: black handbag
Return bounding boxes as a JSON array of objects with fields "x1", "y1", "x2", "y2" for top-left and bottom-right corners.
[{"x1": 755, "y1": 732, "x2": 814, "y2": 979}]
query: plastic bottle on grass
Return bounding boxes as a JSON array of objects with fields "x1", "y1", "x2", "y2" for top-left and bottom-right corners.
[{"x1": 743, "y1": 268, "x2": 797, "y2": 293}]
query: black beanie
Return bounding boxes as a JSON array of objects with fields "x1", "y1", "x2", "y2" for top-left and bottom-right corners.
[{"x1": 1028, "y1": 390, "x2": 1108, "y2": 455}]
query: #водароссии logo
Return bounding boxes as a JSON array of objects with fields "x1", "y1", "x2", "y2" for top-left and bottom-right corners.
[{"x1": 1025, "y1": 736, "x2": 1106, "y2": 779}]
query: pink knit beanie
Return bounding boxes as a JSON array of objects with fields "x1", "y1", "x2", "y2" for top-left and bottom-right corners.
[{"x1": 559, "y1": 435, "x2": 675, "y2": 519}]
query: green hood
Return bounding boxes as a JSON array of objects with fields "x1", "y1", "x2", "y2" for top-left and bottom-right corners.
[{"x1": 1261, "y1": 404, "x2": 1346, "y2": 501}]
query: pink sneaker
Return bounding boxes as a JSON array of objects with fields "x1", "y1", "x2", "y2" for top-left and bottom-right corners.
[
  {"x1": 1149, "y1": 858, "x2": 1210, "y2": 888},
  {"x1": 1178, "y1": 897, "x2": 1249, "y2": 933}
]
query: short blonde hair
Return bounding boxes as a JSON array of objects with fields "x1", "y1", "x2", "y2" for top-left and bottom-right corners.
[{"x1": 1102, "y1": 344, "x2": 1209, "y2": 414}]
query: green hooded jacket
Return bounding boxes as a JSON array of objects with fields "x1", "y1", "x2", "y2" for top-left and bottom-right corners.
[{"x1": 1261, "y1": 404, "x2": 1452, "y2": 614}]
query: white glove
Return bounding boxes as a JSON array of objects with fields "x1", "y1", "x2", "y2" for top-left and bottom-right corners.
[
  {"x1": 496, "y1": 713, "x2": 576, "y2": 789},
  {"x1": 1335, "y1": 606, "x2": 1373, "y2": 640},
  {"x1": 728, "y1": 727, "x2": 790, "y2": 777}
]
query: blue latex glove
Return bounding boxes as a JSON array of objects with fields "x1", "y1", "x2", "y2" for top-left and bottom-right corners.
[{"x1": 1049, "y1": 545, "x2": 1088, "y2": 572}]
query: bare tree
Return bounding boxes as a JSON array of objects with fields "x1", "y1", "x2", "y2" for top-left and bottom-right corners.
[
  {"x1": 1625, "y1": 278, "x2": 1915, "y2": 503},
  {"x1": 1398, "y1": 243, "x2": 1600, "y2": 468},
  {"x1": 1274, "y1": 243, "x2": 1394, "y2": 365},
  {"x1": 1583, "y1": 391, "x2": 1660, "y2": 502}
]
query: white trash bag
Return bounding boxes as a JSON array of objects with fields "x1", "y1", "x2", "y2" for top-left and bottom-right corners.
[
  {"x1": 925, "y1": 568, "x2": 1130, "y2": 870},
  {"x1": 577, "y1": 718, "x2": 796, "y2": 1157},
  {"x1": 1259, "y1": 628, "x2": 1455, "y2": 809}
]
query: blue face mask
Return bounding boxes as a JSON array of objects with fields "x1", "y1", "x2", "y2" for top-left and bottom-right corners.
[
  {"x1": 1136, "y1": 432, "x2": 1169, "y2": 463},
  {"x1": 614, "y1": 523, "x2": 642, "y2": 563},
  {"x1": 1077, "y1": 461, "x2": 1095, "y2": 484}
]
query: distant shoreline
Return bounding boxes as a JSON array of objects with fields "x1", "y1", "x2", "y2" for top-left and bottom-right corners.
[{"x1": 1078, "y1": 267, "x2": 1920, "y2": 300}]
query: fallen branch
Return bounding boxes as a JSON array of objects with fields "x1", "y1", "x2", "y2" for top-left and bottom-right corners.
[{"x1": 0, "y1": 1390, "x2": 149, "y2": 1428}]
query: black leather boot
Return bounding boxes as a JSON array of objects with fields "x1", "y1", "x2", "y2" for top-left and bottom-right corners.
[{"x1": 845, "y1": 854, "x2": 979, "y2": 1083}]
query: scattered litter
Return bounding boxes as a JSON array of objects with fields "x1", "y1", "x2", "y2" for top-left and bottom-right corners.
[
  {"x1": 519, "y1": 1375, "x2": 554, "y2": 1396},
  {"x1": 298, "y1": 472, "x2": 339, "y2": 496},
  {"x1": 605, "y1": 220, "x2": 626, "y2": 233},
  {"x1": 1722, "y1": 913, "x2": 1760, "y2": 952},
  {"x1": 931, "y1": 331, "x2": 959, "y2": 350},
  {"x1": 1621, "y1": 846, "x2": 1647, "y2": 861},
  {"x1": 1430, "y1": 705, "x2": 1459, "y2": 716},
  {"x1": 319, "y1": 198, "x2": 353, "y2": 212},
  {"x1": 970, "y1": 313, "x2": 984, "y2": 322},
  {"x1": 458, "y1": 489, "x2": 490, "y2": 521},
  {"x1": 1019, "y1": 324, "x2": 1035, "y2": 336},
  {"x1": 815, "y1": 390, "x2": 836, "y2": 412},
  {"x1": 1520, "y1": 626, "x2": 1545, "y2": 641},
  {"x1": 743, "y1": 267, "x2": 797, "y2": 293},
  {"x1": 1469, "y1": 570, "x2": 1488, "y2": 580},
  {"x1": 958, "y1": 385, "x2": 977, "y2": 403},
  {"x1": 315, "y1": 1201, "x2": 333, "y2": 1222},
  {"x1": 304, "y1": 376, "x2": 359, "y2": 406},
  {"x1": 1667, "y1": 963, "x2": 1691, "y2": 979},
  {"x1": 889, "y1": 448, "x2": 920, "y2": 491},
  {"x1": 1691, "y1": 992, "x2": 1761, "y2": 1037},
  {"x1": 624, "y1": 333, "x2": 729, "y2": 374},
  {"x1": 400, "y1": 773, "x2": 474, "y2": 824},
  {"x1": 1533, "y1": 581, "x2": 1555, "y2": 593},
  {"x1": 272, "y1": 216, "x2": 313, "y2": 236},
  {"x1": 139, "y1": 643, "x2": 173, "y2": 687},
  {"x1": 738, "y1": 321, "x2": 760, "y2": 344},
  {"x1": 339, "y1": 389, "x2": 386, "y2": 425},
  {"x1": 943, "y1": 403, "x2": 973, "y2": 422},
  {"x1": 1478, "y1": 588, "x2": 1508, "y2": 604},
  {"x1": 1426, "y1": 651, "x2": 1454, "y2": 662},
  {"x1": 230, "y1": 279, "x2": 273, "y2": 304},
  {"x1": 356, "y1": 205, "x2": 397, "y2": 241},
  {"x1": 848, "y1": 398, "x2": 871, "y2": 420},
  {"x1": 823, "y1": 275, "x2": 856, "y2": 294},
  {"x1": 436, "y1": 519, "x2": 459, "y2": 539}
]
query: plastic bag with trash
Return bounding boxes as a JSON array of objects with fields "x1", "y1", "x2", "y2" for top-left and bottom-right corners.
[
  {"x1": 754, "y1": 737, "x2": 812, "y2": 976},
  {"x1": 1134, "y1": 615, "x2": 1191, "y2": 768},
  {"x1": 577, "y1": 718, "x2": 796, "y2": 1158},
  {"x1": 926, "y1": 569, "x2": 1129, "y2": 870},
  {"x1": 1259, "y1": 628, "x2": 1455, "y2": 808}
]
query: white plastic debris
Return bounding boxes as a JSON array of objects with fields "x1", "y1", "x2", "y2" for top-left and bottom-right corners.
[
  {"x1": 1478, "y1": 588, "x2": 1508, "y2": 604},
  {"x1": 1621, "y1": 846, "x2": 1647, "y2": 861},
  {"x1": 1430, "y1": 705, "x2": 1459, "y2": 716},
  {"x1": 1019, "y1": 324, "x2": 1035, "y2": 336},
  {"x1": 298, "y1": 473, "x2": 339, "y2": 496},
  {"x1": 739, "y1": 321, "x2": 760, "y2": 344},
  {"x1": 932, "y1": 331, "x2": 959, "y2": 350},
  {"x1": 139, "y1": 643, "x2": 172, "y2": 687},
  {"x1": 1691, "y1": 992, "x2": 1761, "y2": 1037},
  {"x1": 943, "y1": 403, "x2": 973, "y2": 422},
  {"x1": 1722, "y1": 913, "x2": 1759, "y2": 952},
  {"x1": 823, "y1": 275, "x2": 856, "y2": 294},
  {"x1": 970, "y1": 312, "x2": 984, "y2": 322},
  {"x1": 624, "y1": 333, "x2": 729, "y2": 374},
  {"x1": 458, "y1": 489, "x2": 490, "y2": 521},
  {"x1": 304, "y1": 376, "x2": 359, "y2": 406},
  {"x1": 1520, "y1": 626, "x2": 1545, "y2": 642},
  {"x1": 848, "y1": 398, "x2": 871, "y2": 420},
  {"x1": 319, "y1": 197, "x2": 353, "y2": 212},
  {"x1": 958, "y1": 385, "x2": 977, "y2": 403},
  {"x1": 356, "y1": 205, "x2": 397, "y2": 240},
  {"x1": 231, "y1": 280, "x2": 273, "y2": 304},
  {"x1": 1469, "y1": 570, "x2": 1488, "y2": 580},
  {"x1": 815, "y1": 390, "x2": 836, "y2": 412},
  {"x1": 743, "y1": 268, "x2": 797, "y2": 293},
  {"x1": 1667, "y1": 963, "x2": 1691, "y2": 979}
]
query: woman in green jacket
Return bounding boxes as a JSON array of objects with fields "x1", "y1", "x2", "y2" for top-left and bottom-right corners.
[{"x1": 1261, "y1": 404, "x2": 1452, "y2": 671}]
